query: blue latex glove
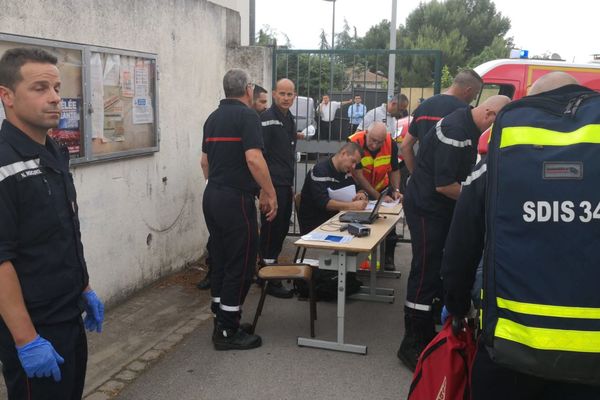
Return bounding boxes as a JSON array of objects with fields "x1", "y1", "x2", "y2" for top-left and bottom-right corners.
[
  {"x1": 83, "y1": 290, "x2": 104, "y2": 333},
  {"x1": 441, "y1": 306, "x2": 450, "y2": 325},
  {"x1": 16, "y1": 335, "x2": 64, "y2": 382}
]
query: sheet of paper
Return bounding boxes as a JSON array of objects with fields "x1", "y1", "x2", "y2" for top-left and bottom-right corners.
[
  {"x1": 381, "y1": 198, "x2": 400, "y2": 207},
  {"x1": 120, "y1": 56, "x2": 134, "y2": 98},
  {"x1": 327, "y1": 185, "x2": 356, "y2": 202},
  {"x1": 300, "y1": 233, "x2": 353, "y2": 244},
  {"x1": 103, "y1": 54, "x2": 120, "y2": 86},
  {"x1": 365, "y1": 198, "x2": 400, "y2": 210},
  {"x1": 133, "y1": 96, "x2": 154, "y2": 124},
  {"x1": 90, "y1": 53, "x2": 104, "y2": 139}
]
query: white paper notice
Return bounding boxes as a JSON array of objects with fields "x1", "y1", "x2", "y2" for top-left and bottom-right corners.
[
  {"x1": 90, "y1": 53, "x2": 104, "y2": 139},
  {"x1": 134, "y1": 62, "x2": 149, "y2": 96},
  {"x1": 132, "y1": 96, "x2": 153, "y2": 124},
  {"x1": 103, "y1": 54, "x2": 120, "y2": 86},
  {"x1": 327, "y1": 185, "x2": 356, "y2": 202},
  {"x1": 120, "y1": 56, "x2": 134, "y2": 97}
]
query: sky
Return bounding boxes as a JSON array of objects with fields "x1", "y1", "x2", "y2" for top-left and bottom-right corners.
[{"x1": 255, "y1": 0, "x2": 598, "y2": 63}]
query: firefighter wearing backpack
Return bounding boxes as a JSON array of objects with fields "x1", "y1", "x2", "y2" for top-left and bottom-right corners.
[
  {"x1": 442, "y1": 72, "x2": 600, "y2": 399},
  {"x1": 398, "y1": 95, "x2": 510, "y2": 371}
]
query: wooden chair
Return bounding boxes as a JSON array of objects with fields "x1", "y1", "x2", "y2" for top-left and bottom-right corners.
[
  {"x1": 293, "y1": 193, "x2": 307, "y2": 263},
  {"x1": 251, "y1": 262, "x2": 317, "y2": 338}
]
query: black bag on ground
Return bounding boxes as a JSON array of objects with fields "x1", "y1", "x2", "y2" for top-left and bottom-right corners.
[{"x1": 294, "y1": 269, "x2": 362, "y2": 301}]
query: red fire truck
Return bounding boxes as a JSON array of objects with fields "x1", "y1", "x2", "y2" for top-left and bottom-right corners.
[{"x1": 396, "y1": 58, "x2": 600, "y2": 154}]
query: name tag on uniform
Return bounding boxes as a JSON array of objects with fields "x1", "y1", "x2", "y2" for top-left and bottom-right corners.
[{"x1": 16, "y1": 168, "x2": 43, "y2": 181}]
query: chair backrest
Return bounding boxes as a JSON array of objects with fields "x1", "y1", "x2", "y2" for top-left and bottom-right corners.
[{"x1": 294, "y1": 192, "x2": 307, "y2": 234}]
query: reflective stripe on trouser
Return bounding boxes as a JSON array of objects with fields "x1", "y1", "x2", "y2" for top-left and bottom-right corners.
[
  {"x1": 259, "y1": 185, "x2": 293, "y2": 261},
  {"x1": 403, "y1": 198, "x2": 452, "y2": 314},
  {"x1": 204, "y1": 184, "x2": 258, "y2": 330}
]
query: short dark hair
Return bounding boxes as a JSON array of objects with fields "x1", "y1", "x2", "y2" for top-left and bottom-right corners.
[
  {"x1": 338, "y1": 141, "x2": 362, "y2": 157},
  {"x1": 253, "y1": 84, "x2": 267, "y2": 99},
  {"x1": 391, "y1": 93, "x2": 409, "y2": 104},
  {"x1": 0, "y1": 47, "x2": 58, "y2": 90},
  {"x1": 223, "y1": 68, "x2": 251, "y2": 98},
  {"x1": 453, "y1": 69, "x2": 483, "y2": 88}
]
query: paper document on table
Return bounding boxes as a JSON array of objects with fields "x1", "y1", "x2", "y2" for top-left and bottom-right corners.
[
  {"x1": 301, "y1": 233, "x2": 353, "y2": 244},
  {"x1": 327, "y1": 185, "x2": 356, "y2": 202},
  {"x1": 365, "y1": 198, "x2": 400, "y2": 210}
]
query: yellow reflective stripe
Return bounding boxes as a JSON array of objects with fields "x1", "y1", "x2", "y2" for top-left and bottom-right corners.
[
  {"x1": 495, "y1": 318, "x2": 600, "y2": 353},
  {"x1": 373, "y1": 155, "x2": 391, "y2": 168},
  {"x1": 500, "y1": 124, "x2": 600, "y2": 148},
  {"x1": 497, "y1": 297, "x2": 600, "y2": 319},
  {"x1": 374, "y1": 180, "x2": 387, "y2": 191},
  {"x1": 361, "y1": 156, "x2": 374, "y2": 167}
]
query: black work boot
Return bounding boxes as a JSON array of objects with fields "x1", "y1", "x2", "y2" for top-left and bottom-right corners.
[
  {"x1": 212, "y1": 318, "x2": 252, "y2": 339},
  {"x1": 384, "y1": 244, "x2": 397, "y2": 272},
  {"x1": 397, "y1": 308, "x2": 435, "y2": 371},
  {"x1": 213, "y1": 325, "x2": 262, "y2": 351},
  {"x1": 196, "y1": 275, "x2": 211, "y2": 290},
  {"x1": 265, "y1": 280, "x2": 293, "y2": 299}
]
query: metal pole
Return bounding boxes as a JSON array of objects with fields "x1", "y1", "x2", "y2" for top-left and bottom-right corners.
[
  {"x1": 330, "y1": 0, "x2": 336, "y2": 100},
  {"x1": 387, "y1": 0, "x2": 397, "y2": 100},
  {"x1": 249, "y1": 0, "x2": 256, "y2": 45}
]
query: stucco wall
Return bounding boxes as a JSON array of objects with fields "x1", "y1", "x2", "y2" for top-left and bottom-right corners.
[{"x1": 0, "y1": 0, "x2": 261, "y2": 305}]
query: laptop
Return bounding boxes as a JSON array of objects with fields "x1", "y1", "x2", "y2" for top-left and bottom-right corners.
[{"x1": 339, "y1": 188, "x2": 389, "y2": 224}]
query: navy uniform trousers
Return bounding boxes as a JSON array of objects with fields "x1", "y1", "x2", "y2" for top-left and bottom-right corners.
[
  {"x1": 259, "y1": 185, "x2": 293, "y2": 263},
  {"x1": 0, "y1": 318, "x2": 87, "y2": 400},
  {"x1": 404, "y1": 197, "x2": 452, "y2": 314},
  {"x1": 203, "y1": 184, "x2": 258, "y2": 329}
]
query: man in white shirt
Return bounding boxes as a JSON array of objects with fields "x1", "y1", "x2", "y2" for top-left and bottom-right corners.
[
  {"x1": 357, "y1": 93, "x2": 409, "y2": 139},
  {"x1": 317, "y1": 94, "x2": 352, "y2": 141}
]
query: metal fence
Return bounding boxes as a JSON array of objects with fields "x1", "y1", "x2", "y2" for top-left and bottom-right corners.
[{"x1": 273, "y1": 48, "x2": 442, "y2": 234}]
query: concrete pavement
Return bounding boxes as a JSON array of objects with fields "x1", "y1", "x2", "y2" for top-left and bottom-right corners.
[{"x1": 1, "y1": 234, "x2": 415, "y2": 400}]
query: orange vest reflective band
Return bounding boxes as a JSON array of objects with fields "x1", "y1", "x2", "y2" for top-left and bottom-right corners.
[{"x1": 349, "y1": 130, "x2": 392, "y2": 192}]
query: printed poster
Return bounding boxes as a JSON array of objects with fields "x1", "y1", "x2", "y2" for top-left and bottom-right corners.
[
  {"x1": 132, "y1": 96, "x2": 153, "y2": 124},
  {"x1": 120, "y1": 56, "x2": 134, "y2": 98}
]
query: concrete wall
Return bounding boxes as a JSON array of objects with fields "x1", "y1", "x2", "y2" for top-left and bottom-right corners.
[
  {"x1": 210, "y1": 0, "x2": 250, "y2": 46},
  {"x1": 0, "y1": 0, "x2": 267, "y2": 305}
]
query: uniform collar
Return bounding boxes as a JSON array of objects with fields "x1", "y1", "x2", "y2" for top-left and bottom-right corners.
[
  {"x1": 220, "y1": 98, "x2": 247, "y2": 107},
  {"x1": 463, "y1": 106, "x2": 480, "y2": 142},
  {"x1": 0, "y1": 120, "x2": 66, "y2": 172},
  {"x1": 269, "y1": 103, "x2": 295, "y2": 123}
]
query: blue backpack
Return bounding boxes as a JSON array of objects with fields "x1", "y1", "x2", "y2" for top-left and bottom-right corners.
[{"x1": 483, "y1": 85, "x2": 600, "y2": 385}]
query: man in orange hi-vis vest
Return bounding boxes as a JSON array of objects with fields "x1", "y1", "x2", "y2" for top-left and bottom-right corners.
[{"x1": 349, "y1": 121, "x2": 402, "y2": 271}]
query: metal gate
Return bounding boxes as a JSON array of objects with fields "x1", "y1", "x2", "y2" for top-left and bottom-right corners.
[{"x1": 272, "y1": 48, "x2": 442, "y2": 234}]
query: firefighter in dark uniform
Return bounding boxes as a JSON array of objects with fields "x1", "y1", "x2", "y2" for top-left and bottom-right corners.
[
  {"x1": 201, "y1": 68, "x2": 277, "y2": 351},
  {"x1": 0, "y1": 47, "x2": 104, "y2": 400},
  {"x1": 298, "y1": 142, "x2": 368, "y2": 234},
  {"x1": 258, "y1": 78, "x2": 299, "y2": 298},
  {"x1": 442, "y1": 73, "x2": 599, "y2": 399},
  {"x1": 397, "y1": 95, "x2": 509, "y2": 371},
  {"x1": 401, "y1": 69, "x2": 483, "y2": 175}
]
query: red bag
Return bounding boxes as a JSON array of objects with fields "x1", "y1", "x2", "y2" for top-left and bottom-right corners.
[{"x1": 407, "y1": 319, "x2": 476, "y2": 400}]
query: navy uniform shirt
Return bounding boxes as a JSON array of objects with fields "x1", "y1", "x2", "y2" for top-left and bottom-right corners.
[
  {"x1": 409, "y1": 94, "x2": 468, "y2": 141},
  {"x1": 202, "y1": 99, "x2": 263, "y2": 194},
  {"x1": 261, "y1": 104, "x2": 296, "y2": 187},
  {"x1": 299, "y1": 157, "x2": 357, "y2": 233},
  {"x1": 0, "y1": 120, "x2": 89, "y2": 326},
  {"x1": 405, "y1": 107, "x2": 481, "y2": 218}
]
